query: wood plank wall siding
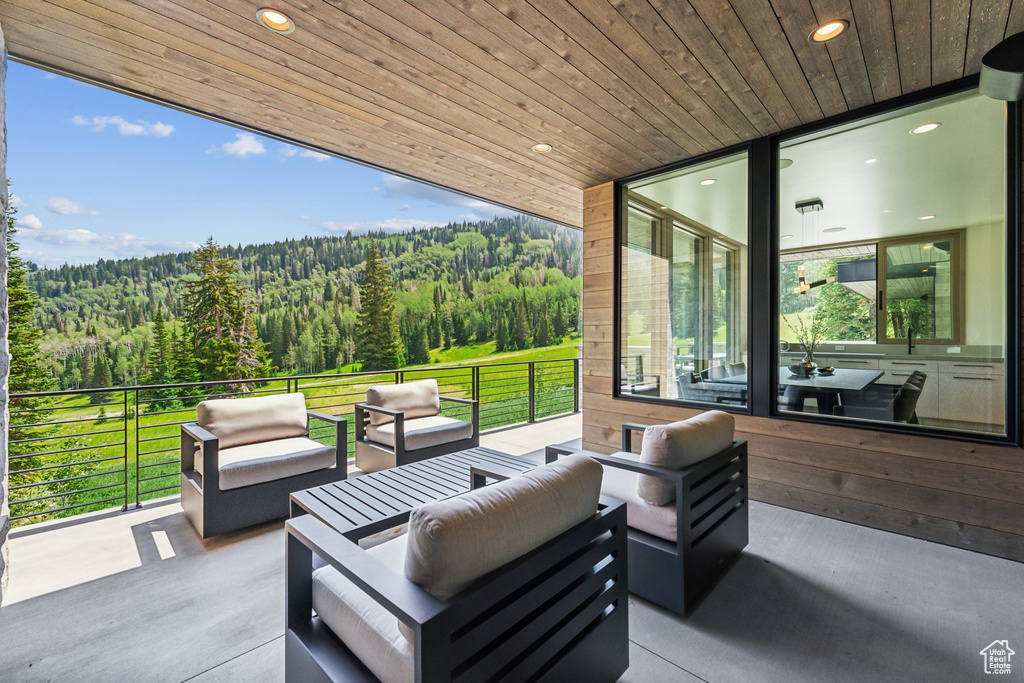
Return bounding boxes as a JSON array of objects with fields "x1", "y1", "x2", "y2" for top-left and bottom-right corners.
[
  {"x1": 4, "y1": 1, "x2": 1024, "y2": 228},
  {"x1": 581, "y1": 181, "x2": 1024, "y2": 563}
]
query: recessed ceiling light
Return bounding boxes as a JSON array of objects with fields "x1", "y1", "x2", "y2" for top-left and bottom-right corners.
[
  {"x1": 911, "y1": 122, "x2": 940, "y2": 134},
  {"x1": 923, "y1": 243, "x2": 934, "y2": 250},
  {"x1": 810, "y1": 20, "x2": 848, "y2": 43},
  {"x1": 779, "y1": 158, "x2": 794, "y2": 169},
  {"x1": 658, "y1": 206, "x2": 669, "y2": 210},
  {"x1": 919, "y1": 214, "x2": 936, "y2": 220},
  {"x1": 865, "y1": 158, "x2": 877, "y2": 164},
  {"x1": 781, "y1": 234, "x2": 794, "y2": 240},
  {"x1": 922, "y1": 269, "x2": 929, "y2": 273},
  {"x1": 700, "y1": 178, "x2": 716, "y2": 186},
  {"x1": 531, "y1": 143, "x2": 552, "y2": 153},
  {"x1": 822, "y1": 227, "x2": 846, "y2": 233},
  {"x1": 256, "y1": 8, "x2": 295, "y2": 34},
  {"x1": 882, "y1": 209, "x2": 891, "y2": 214}
]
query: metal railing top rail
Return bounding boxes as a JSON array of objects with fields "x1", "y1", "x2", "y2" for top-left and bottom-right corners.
[{"x1": 13, "y1": 357, "x2": 577, "y2": 399}]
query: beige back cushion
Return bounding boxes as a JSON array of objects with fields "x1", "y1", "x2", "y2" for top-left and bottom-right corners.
[
  {"x1": 196, "y1": 392, "x2": 308, "y2": 450},
  {"x1": 404, "y1": 454, "x2": 602, "y2": 602},
  {"x1": 637, "y1": 411, "x2": 735, "y2": 506},
  {"x1": 365, "y1": 379, "x2": 441, "y2": 426}
]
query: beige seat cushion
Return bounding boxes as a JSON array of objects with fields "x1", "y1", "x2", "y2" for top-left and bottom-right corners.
[
  {"x1": 196, "y1": 436, "x2": 335, "y2": 491},
  {"x1": 197, "y1": 392, "x2": 308, "y2": 449},
  {"x1": 312, "y1": 534, "x2": 413, "y2": 683},
  {"x1": 366, "y1": 415, "x2": 473, "y2": 452},
  {"x1": 365, "y1": 380, "x2": 441, "y2": 426},
  {"x1": 404, "y1": 454, "x2": 602, "y2": 602},
  {"x1": 600, "y1": 453, "x2": 677, "y2": 542},
  {"x1": 637, "y1": 411, "x2": 735, "y2": 506}
]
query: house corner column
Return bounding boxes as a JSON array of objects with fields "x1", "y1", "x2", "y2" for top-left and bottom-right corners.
[{"x1": 0, "y1": 20, "x2": 10, "y2": 605}]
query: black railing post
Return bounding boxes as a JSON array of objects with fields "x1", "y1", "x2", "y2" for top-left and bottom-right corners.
[
  {"x1": 122, "y1": 390, "x2": 129, "y2": 511},
  {"x1": 573, "y1": 358, "x2": 580, "y2": 413},
  {"x1": 395, "y1": 371, "x2": 401, "y2": 386},
  {"x1": 528, "y1": 362, "x2": 536, "y2": 423},
  {"x1": 472, "y1": 366, "x2": 480, "y2": 402},
  {"x1": 399, "y1": 370, "x2": 405, "y2": 384},
  {"x1": 134, "y1": 388, "x2": 141, "y2": 508}
]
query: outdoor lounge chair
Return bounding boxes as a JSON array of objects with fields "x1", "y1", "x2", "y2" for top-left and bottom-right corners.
[
  {"x1": 354, "y1": 379, "x2": 479, "y2": 473},
  {"x1": 547, "y1": 411, "x2": 748, "y2": 616},
  {"x1": 285, "y1": 454, "x2": 629, "y2": 683},
  {"x1": 180, "y1": 392, "x2": 347, "y2": 538}
]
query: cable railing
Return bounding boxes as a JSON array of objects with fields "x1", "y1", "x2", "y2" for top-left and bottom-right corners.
[{"x1": 7, "y1": 357, "x2": 580, "y2": 525}]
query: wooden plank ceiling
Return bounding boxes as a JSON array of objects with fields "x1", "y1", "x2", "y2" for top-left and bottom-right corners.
[{"x1": 1, "y1": 0, "x2": 1021, "y2": 228}]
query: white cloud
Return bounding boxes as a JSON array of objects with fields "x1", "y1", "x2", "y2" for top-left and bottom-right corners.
[
  {"x1": 278, "y1": 145, "x2": 331, "y2": 162},
  {"x1": 317, "y1": 218, "x2": 446, "y2": 235},
  {"x1": 210, "y1": 133, "x2": 266, "y2": 158},
  {"x1": 9, "y1": 194, "x2": 25, "y2": 208},
  {"x1": 43, "y1": 73, "x2": 58, "y2": 81},
  {"x1": 458, "y1": 212, "x2": 483, "y2": 221},
  {"x1": 299, "y1": 150, "x2": 331, "y2": 162},
  {"x1": 15, "y1": 214, "x2": 43, "y2": 230},
  {"x1": 379, "y1": 174, "x2": 513, "y2": 217},
  {"x1": 47, "y1": 197, "x2": 100, "y2": 216},
  {"x1": 298, "y1": 215, "x2": 309, "y2": 220},
  {"x1": 16, "y1": 223, "x2": 199, "y2": 259},
  {"x1": 73, "y1": 115, "x2": 174, "y2": 137},
  {"x1": 397, "y1": 204, "x2": 410, "y2": 212}
]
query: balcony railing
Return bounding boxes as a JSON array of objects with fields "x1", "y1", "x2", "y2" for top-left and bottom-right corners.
[{"x1": 7, "y1": 358, "x2": 580, "y2": 525}]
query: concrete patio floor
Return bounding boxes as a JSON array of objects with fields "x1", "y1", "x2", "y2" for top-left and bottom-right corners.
[{"x1": 2, "y1": 415, "x2": 1021, "y2": 682}]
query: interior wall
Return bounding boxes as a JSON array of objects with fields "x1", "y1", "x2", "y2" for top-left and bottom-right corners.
[
  {"x1": 581, "y1": 178, "x2": 1024, "y2": 563},
  {"x1": 964, "y1": 220, "x2": 1006, "y2": 346}
]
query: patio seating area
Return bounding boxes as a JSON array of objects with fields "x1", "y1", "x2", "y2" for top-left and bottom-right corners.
[{"x1": 1, "y1": 411, "x2": 1018, "y2": 683}]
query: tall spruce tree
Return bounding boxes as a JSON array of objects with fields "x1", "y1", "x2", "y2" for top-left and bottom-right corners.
[
  {"x1": 7, "y1": 218, "x2": 55, "y2": 394},
  {"x1": 355, "y1": 240, "x2": 405, "y2": 370},
  {"x1": 144, "y1": 310, "x2": 173, "y2": 385},
  {"x1": 179, "y1": 238, "x2": 271, "y2": 381}
]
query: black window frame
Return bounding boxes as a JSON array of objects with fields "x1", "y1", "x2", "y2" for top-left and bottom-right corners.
[{"x1": 612, "y1": 76, "x2": 1021, "y2": 447}]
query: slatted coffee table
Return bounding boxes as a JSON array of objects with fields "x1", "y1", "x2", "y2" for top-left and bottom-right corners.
[{"x1": 289, "y1": 447, "x2": 535, "y2": 536}]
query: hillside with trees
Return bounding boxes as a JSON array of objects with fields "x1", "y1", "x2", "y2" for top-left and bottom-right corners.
[{"x1": 27, "y1": 215, "x2": 582, "y2": 389}]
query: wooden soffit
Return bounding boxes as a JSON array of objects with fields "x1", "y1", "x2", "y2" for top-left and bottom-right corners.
[{"x1": 1, "y1": 0, "x2": 1021, "y2": 228}]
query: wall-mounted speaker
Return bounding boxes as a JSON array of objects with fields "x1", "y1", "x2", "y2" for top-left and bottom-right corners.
[{"x1": 980, "y1": 32, "x2": 1024, "y2": 101}]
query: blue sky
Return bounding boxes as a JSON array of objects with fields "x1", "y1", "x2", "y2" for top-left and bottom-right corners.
[{"x1": 6, "y1": 62, "x2": 516, "y2": 268}]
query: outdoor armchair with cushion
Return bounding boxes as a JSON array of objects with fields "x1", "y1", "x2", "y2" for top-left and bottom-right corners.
[
  {"x1": 354, "y1": 379, "x2": 479, "y2": 473},
  {"x1": 547, "y1": 411, "x2": 748, "y2": 615},
  {"x1": 181, "y1": 392, "x2": 347, "y2": 538},
  {"x1": 285, "y1": 454, "x2": 629, "y2": 683}
]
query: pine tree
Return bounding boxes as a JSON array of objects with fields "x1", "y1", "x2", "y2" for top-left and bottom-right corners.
[
  {"x1": 355, "y1": 240, "x2": 405, "y2": 371},
  {"x1": 512, "y1": 300, "x2": 530, "y2": 350},
  {"x1": 179, "y1": 238, "x2": 271, "y2": 381},
  {"x1": 91, "y1": 354, "x2": 113, "y2": 391},
  {"x1": 6, "y1": 216, "x2": 56, "y2": 394},
  {"x1": 144, "y1": 310, "x2": 173, "y2": 385},
  {"x1": 323, "y1": 278, "x2": 334, "y2": 303},
  {"x1": 534, "y1": 304, "x2": 552, "y2": 348},
  {"x1": 495, "y1": 312, "x2": 509, "y2": 352},
  {"x1": 553, "y1": 302, "x2": 567, "y2": 340}
]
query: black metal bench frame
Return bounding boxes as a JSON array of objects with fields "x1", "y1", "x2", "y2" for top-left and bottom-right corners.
[
  {"x1": 285, "y1": 477, "x2": 629, "y2": 683},
  {"x1": 180, "y1": 410, "x2": 347, "y2": 539},
  {"x1": 353, "y1": 396, "x2": 479, "y2": 473},
  {"x1": 547, "y1": 429, "x2": 748, "y2": 616}
]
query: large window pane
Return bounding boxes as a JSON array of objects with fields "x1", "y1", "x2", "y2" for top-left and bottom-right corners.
[
  {"x1": 777, "y1": 91, "x2": 1007, "y2": 436},
  {"x1": 620, "y1": 152, "x2": 749, "y2": 407}
]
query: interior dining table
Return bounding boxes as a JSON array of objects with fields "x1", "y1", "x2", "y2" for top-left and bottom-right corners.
[{"x1": 723, "y1": 367, "x2": 885, "y2": 414}]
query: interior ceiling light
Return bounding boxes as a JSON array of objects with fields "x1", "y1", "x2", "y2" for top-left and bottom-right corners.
[
  {"x1": 779, "y1": 158, "x2": 794, "y2": 169},
  {"x1": 822, "y1": 227, "x2": 846, "y2": 233},
  {"x1": 531, "y1": 143, "x2": 552, "y2": 153},
  {"x1": 923, "y1": 243, "x2": 934, "y2": 250},
  {"x1": 256, "y1": 8, "x2": 295, "y2": 34},
  {"x1": 781, "y1": 234, "x2": 794, "y2": 240},
  {"x1": 810, "y1": 20, "x2": 848, "y2": 43},
  {"x1": 911, "y1": 122, "x2": 940, "y2": 134},
  {"x1": 700, "y1": 178, "x2": 716, "y2": 186},
  {"x1": 658, "y1": 206, "x2": 669, "y2": 210},
  {"x1": 865, "y1": 158, "x2": 877, "y2": 164},
  {"x1": 919, "y1": 214, "x2": 936, "y2": 220}
]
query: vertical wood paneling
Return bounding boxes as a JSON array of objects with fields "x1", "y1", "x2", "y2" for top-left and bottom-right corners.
[
  {"x1": 581, "y1": 173, "x2": 1024, "y2": 562},
  {"x1": 893, "y1": 0, "x2": 932, "y2": 92},
  {"x1": 931, "y1": 0, "x2": 971, "y2": 82},
  {"x1": 850, "y1": 0, "x2": 903, "y2": 101}
]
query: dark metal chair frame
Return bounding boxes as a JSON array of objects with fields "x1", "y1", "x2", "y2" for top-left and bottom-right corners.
[
  {"x1": 353, "y1": 396, "x2": 479, "y2": 472},
  {"x1": 284, "y1": 473, "x2": 630, "y2": 683},
  {"x1": 547, "y1": 428, "x2": 748, "y2": 616},
  {"x1": 180, "y1": 409, "x2": 347, "y2": 539}
]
